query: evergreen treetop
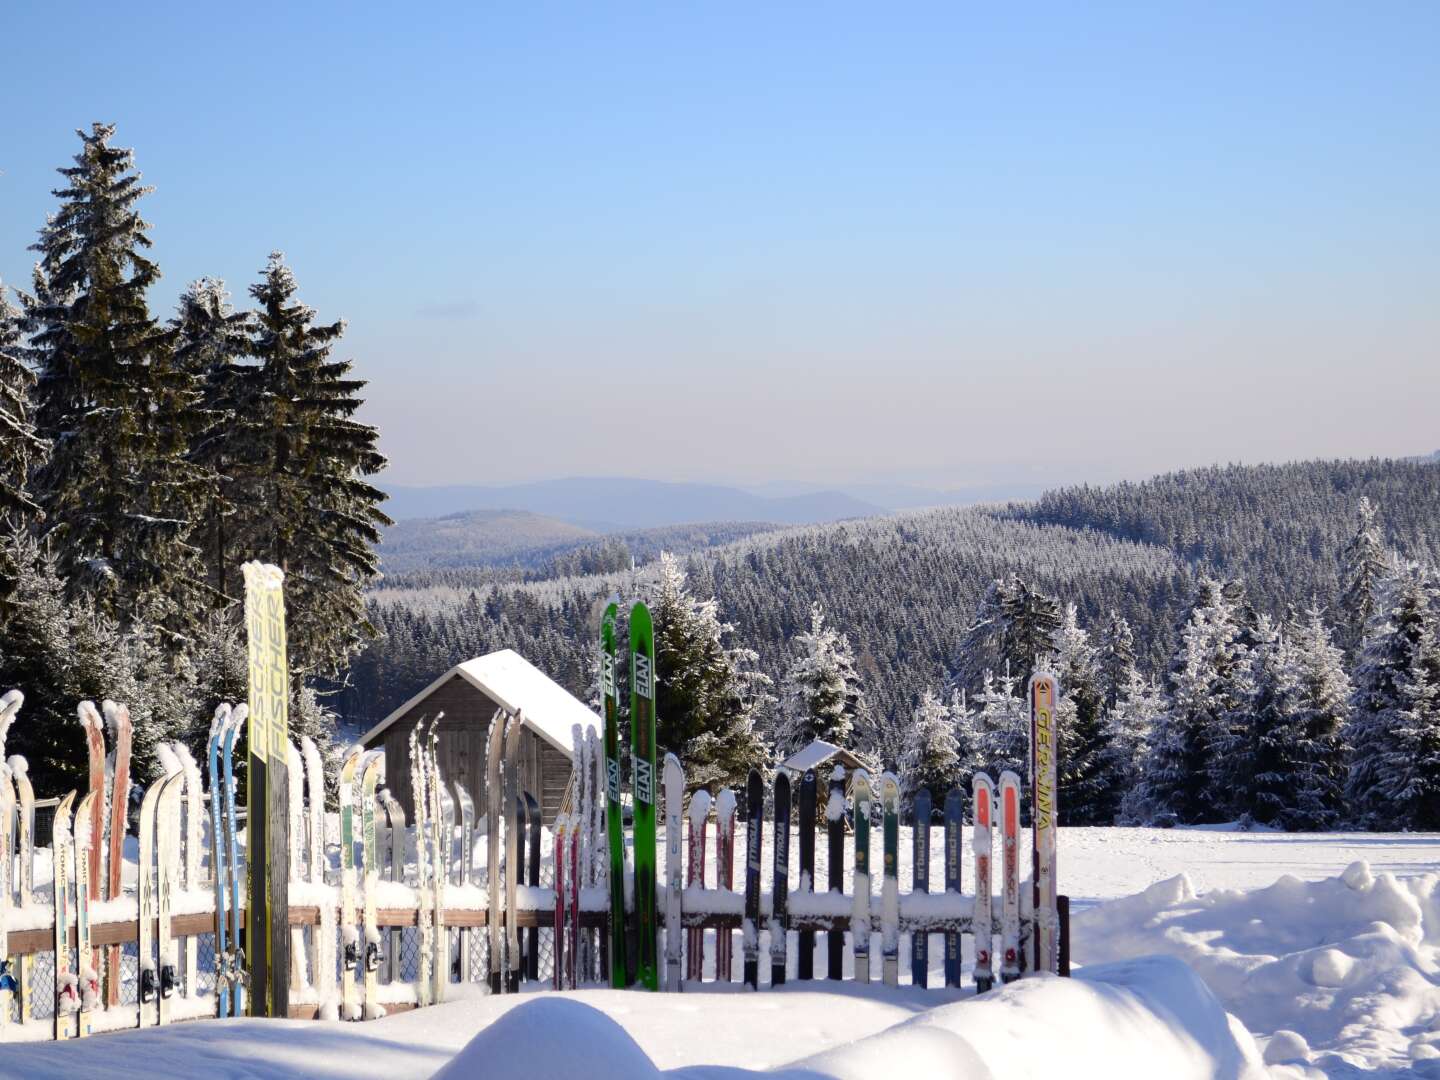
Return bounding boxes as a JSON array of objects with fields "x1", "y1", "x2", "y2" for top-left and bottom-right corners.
[
  {"x1": 898, "y1": 688, "x2": 960, "y2": 805},
  {"x1": 22, "y1": 123, "x2": 206, "y2": 630},
  {"x1": 245, "y1": 252, "x2": 390, "y2": 680},
  {"x1": 775, "y1": 601, "x2": 866, "y2": 757}
]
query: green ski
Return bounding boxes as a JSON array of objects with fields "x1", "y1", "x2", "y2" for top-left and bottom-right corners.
[
  {"x1": 630, "y1": 601, "x2": 659, "y2": 991},
  {"x1": 601, "y1": 600, "x2": 629, "y2": 987}
]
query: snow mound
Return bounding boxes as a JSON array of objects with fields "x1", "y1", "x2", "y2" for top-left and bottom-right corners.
[
  {"x1": 432, "y1": 957, "x2": 1262, "y2": 1080},
  {"x1": 772, "y1": 956, "x2": 1265, "y2": 1080},
  {"x1": 432, "y1": 998, "x2": 659, "y2": 1080},
  {"x1": 1074, "y1": 859, "x2": 1440, "y2": 1073}
]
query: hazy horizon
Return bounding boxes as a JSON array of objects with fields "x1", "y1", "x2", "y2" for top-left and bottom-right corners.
[{"x1": 3, "y1": 4, "x2": 1436, "y2": 488}]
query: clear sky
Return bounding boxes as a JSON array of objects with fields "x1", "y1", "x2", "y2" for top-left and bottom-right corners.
[{"x1": 2, "y1": 2, "x2": 1436, "y2": 489}]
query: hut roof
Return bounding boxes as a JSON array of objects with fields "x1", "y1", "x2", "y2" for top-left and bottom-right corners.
[{"x1": 780, "y1": 739, "x2": 866, "y2": 774}]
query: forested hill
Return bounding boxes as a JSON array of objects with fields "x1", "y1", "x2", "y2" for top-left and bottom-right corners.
[
  {"x1": 339, "y1": 457, "x2": 1438, "y2": 748},
  {"x1": 341, "y1": 507, "x2": 1190, "y2": 732},
  {"x1": 999, "y1": 459, "x2": 1440, "y2": 620}
]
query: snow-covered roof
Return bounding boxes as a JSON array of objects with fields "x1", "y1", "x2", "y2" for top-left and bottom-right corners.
[
  {"x1": 780, "y1": 739, "x2": 865, "y2": 774},
  {"x1": 359, "y1": 649, "x2": 599, "y2": 758}
]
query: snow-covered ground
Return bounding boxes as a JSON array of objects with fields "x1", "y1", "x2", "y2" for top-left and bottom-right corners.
[{"x1": 8, "y1": 825, "x2": 1440, "y2": 1078}]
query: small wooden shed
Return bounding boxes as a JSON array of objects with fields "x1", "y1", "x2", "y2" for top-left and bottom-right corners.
[
  {"x1": 779, "y1": 739, "x2": 868, "y2": 779},
  {"x1": 358, "y1": 649, "x2": 598, "y2": 826}
]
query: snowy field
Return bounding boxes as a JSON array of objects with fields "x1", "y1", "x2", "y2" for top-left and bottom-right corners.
[{"x1": 8, "y1": 825, "x2": 1440, "y2": 1078}]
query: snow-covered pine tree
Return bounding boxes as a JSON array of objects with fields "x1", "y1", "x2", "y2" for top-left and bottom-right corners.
[
  {"x1": 1107, "y1": 670, "x2": 1164, "y2": 823},
  {"x1": 22, "y1": 123, "x2": 208, "y2": 628},
  {"x1": 1140, "y1": 578, "x2": 1250, "y2": 823},
  {"x1": 973, "y1": 666, "x2": 1028, "y2": 782},
  {"x1": 0, "y1": 282, "x2": 43, "y2": 528},
  {"x1": 0, "y1": 531, "x2": 182, "y2": 788},
  {"x1": 949, "y1": 687, "x2": 984, "y2": 782},
  {"x1": 1344, "y1": 561, "x2": 1440, "y2": 829},
  {"x1": 1283, "y1": 607, "x2": 1350, "y2": 829},
  {"x1": 966, "y1": 574, "x2": 1062, "y2": 689},
  {"x1": 651, "y1": 553, "x2": 769, "y2": 788},
  {"x1": 1245, "y1": 615, "x2": 1297, "y2": 825},
  {"x1": 1050, "y1": 603, "x2": 1113, "y2": 823},
  {"x1": 774, "y1": 602, "x2": 866, "y2": 757},
  {"x1": 1095, "y1": 609, "x2": 1137, "y2": 713},
  {"x1": 244, "y1": 252, "x2": 391, "y2": 681},
  {"x1": 171, "y1": 278, "x2": 254, "y2": 605},
  {"x1": 898, "y1": 688, "x2": 960, "y2": 806},
  {"x1": 1340, "y1": 497, "x2": 1389, "y2": 658}
]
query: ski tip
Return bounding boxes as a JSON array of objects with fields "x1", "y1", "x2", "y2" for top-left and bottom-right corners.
[
  {"x1": 156, "y1": 743, "x2": 182, "y2": 776},
  {"x1": 831, "y1": 765, "x2": 846, "y2": 782},
  {"x1": 229, "y1": 703, "x2": 249, "y2": 729},
  {"x1": 77, "y1": 699, "x2": 102, "y2": 730},
  {"x1": 208, "y1": 702, "x2": 231, "y2": 737},
  {"x1": 7, "y1": 754, "x2": 27, "y2": 777},
  {"x1": 0, "y1": 688, "x2": 23, "y2": 716}
]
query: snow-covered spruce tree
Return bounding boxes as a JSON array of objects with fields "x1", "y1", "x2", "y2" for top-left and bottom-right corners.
[
  {"x1": 965, "y1": 574, "x2": 1062, "y2": 689},
  {"x1": 775, "y1": 602, "x2": 866, "y2": 757},
  {"x1": 1050, "y1": 603, "x2": 1114, "y2": 824},
  {"x1": 651, "y1": 553, "x2": 770, "y2": 789},
  {"x1": 243, "y1": 252, "x2": 390, "y2": 681},
  {"x1": 1340, "y1": 497, "x2": 1389, "y2": 658},
  {"x1": 0, "y1": 283, "x2": 44, "y2": 528},
  {"x1": 1282, "y1": 607, "x2": 1350, "y2": 829},
  {"x1": 1245, "y1": 615, "x2": 1298, "y2": 825},
  {"x1": 171, "y1": 278, "x2": 254, "y2": 605},
  {"x1": 1095, "y1": 609, "x2": 1137, "y2": 713},
  {"x1": 899, "y1": 688, "x2": 960, "y2": 806},
  {"x1": 1140, "y1": 578, "x2": 1250, "y2": 823},
  {"x1": 949, "y1": 687, "x2": 984, "y2": 781},
  {"x1": 1107, "y1": 670, "x2": 1164, "y2": 823},
  {"x1": 22, "y1": 123, "x2": 209, "y2": 631},
  {"x1": 973, "y1": 666, "x2": 1028, "y2": 782},
  {"x1": 0, "y1": 531, "x2": 185, "y2": 789},
  {"x1": 1344, "y1": 561, "x2": 1440, "y2": 829}
]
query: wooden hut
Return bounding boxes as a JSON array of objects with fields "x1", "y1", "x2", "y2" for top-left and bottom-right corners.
[
  {"x1": 779, "y1": 738, "x2": 867, "y2": 779},
  {"x1": 358, "y1": 649, "x2": 598, "y2": 825}
]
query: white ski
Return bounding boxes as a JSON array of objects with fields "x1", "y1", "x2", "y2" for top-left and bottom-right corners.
[
  {"x1": 503, "y1": 714, "x2": 523, "y2": 992},
  {"x1": 663, "y1": 753, "x2": 684, "y2": 992},
  {"x1": 176, "y1": 744, "x2": 204, "y2": 1000},
  {"x1": 8, "y1": 754, "x2": 33, "y2": 1023},
  {"x1": 851, "y1": 769, "x2": 873, "y2": 984},
  {"x1": 427, "y1": 717, "x2": 448, "y2": 1002},
  {"x1": 156, "y1": 759, "x2": 188, "y2": 1024},
  {"x1": 361, "y1": 751, "x2": 387, "y2": 1019},
  {"x1": 52, "y1": 790, "x2": 77, "y2": 1039},
  {"x1": 338, "y1": 745, "x2": 365, "y2": 1020},
  {"x1": 454, "y1": 782, "x2": 475, "y2": 983},
  {"x1": 484, "y1": 709, "x2": 505, "y2": 993},
  {"x1": 410, "y1": 724, "x2": 433, "y2": 1008},
  {"x1": 73, "y1": 790, "x2": 99, "y2": 1036}
]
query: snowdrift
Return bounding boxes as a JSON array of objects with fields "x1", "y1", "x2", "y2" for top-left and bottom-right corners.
[
  {"x1": 432, "y1": 956, "x2": 1266, "y2": 1080},
  {"x1": 1074, "y1": 860, "x2": 1440, "y2": 1075}
]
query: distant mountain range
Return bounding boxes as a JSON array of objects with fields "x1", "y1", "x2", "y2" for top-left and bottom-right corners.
[
  {"x1": 382, "y1": 476, "x2": 1053, "y2": 527},
  {"x1": 382, "y1": 477, "x2": 883, "y2": 529}
]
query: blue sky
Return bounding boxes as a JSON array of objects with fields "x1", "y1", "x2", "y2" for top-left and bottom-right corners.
[{"x1": 2, "y1": 2, "x2": 1436, "y2": 488}]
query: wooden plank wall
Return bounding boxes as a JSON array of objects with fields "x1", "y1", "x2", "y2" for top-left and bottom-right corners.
[{"x1": 368, "y1": 675, "x2": 574, "y2": 827}]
